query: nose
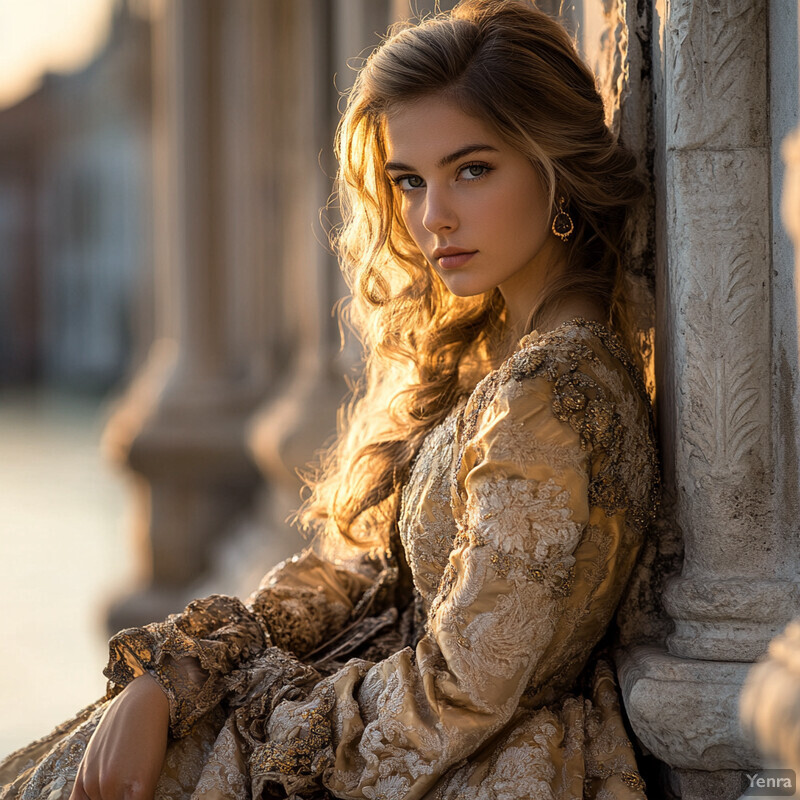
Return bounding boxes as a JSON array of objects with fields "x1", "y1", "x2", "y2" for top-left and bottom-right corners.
[{"x1": 422, "y1": 185, "x2": 458, "y2": 234}]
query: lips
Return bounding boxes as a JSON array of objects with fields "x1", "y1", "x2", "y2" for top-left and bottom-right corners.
[{"x1": 433, "y1": 247, "x2": 477, "y2": 270}]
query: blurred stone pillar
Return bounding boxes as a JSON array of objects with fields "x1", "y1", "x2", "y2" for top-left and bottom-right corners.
[
  {"x1": 530, "y1": 0, "x2": 561, "y2": 19},
  {"x1": 617, "y1": 1, "x2": 800, "y2": 797},
  {"x1": 103, "y1": 0, "x2": 272, "y2": 628},
  {"x1": 247, "y1": 0, "x2": 394, "y2": 529},
  {"x1": 741, "y1": 617, "x2": 800, "y2": 783},
  {"x1": 247, "y1": 0, "x2": 344, "y2": 527}
]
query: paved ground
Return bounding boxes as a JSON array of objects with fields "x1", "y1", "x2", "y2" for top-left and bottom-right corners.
[{"x1": 0, "y1": 390, "x2": 131, "y2": 760}]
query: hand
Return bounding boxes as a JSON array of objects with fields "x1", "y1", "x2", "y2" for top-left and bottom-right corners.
[{"x1": 69, "y1": 673, "x2": 170, "y2": 800}]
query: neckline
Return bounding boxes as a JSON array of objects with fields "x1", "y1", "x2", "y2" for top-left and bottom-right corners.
[{"x1": 462, "y1": 315, "x2": 644, "y2": 413}]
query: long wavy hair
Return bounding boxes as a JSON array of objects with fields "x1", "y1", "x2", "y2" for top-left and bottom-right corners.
[{"x1": 296, "y1": 0, "x2": 647, "y2": 549}]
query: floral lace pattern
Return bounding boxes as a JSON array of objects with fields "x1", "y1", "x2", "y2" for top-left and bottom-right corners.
[
  {"x1": 398, "y1": 401, "x2": 464, "y2": 611},
  {"x1": 1, "y1": 319, "x2": 659, "y2": 800}
]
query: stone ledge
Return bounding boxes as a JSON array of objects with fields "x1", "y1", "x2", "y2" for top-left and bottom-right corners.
[{"x1": 615, "y1": 644, "x2": 762, "y2": 770}]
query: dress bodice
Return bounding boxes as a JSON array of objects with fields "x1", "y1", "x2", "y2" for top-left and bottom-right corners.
[{"x1": 397, "y1": 318, "x2": 659, "y2": 705}]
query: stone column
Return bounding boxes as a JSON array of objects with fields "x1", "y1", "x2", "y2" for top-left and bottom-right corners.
[
  {"x1": 103, "y1": 0, "x2": 270, "y2": 629},
  {"x1": 532, "y1": 0, "x2": 564, "y2": 20},
  {"x1": 657, "y1": 0, "x2": 795, "y2": 664},
  {"x1": 617, "y1": 1, "x2": 800, "y2": 797}
]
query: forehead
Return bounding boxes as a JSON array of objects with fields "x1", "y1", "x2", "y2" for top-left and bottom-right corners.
[{"x1": 383, "y1": 95, "x2": 502, "y2": 163}]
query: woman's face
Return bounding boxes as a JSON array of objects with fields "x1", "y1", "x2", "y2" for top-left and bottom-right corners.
[{"x1": 383, "y1": 95, "x2": 567, "y2": 324}]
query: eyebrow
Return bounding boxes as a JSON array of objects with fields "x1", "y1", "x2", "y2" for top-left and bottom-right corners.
[{"x1": 384, "y1": 144, "x2": 499, "y2": 172}]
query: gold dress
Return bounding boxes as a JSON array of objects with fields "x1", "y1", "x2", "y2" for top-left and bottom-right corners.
[{"x1": 1, "y1": 319, "x2": 660, "y2": 800}]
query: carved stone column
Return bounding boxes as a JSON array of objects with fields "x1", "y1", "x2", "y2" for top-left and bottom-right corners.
[
  {"x1": 103, "y1": 0, "x2": 270, "y2": 629},
  {"x1": 657, "y1": 0, "x2": 793, "y2": 662},
  {"x1": 617, "y1": 1, "x2": 800, "y2": 797}
]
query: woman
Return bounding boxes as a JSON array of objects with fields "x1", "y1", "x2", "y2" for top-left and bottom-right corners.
[{"x1": 1, "y1": 1, "x2": 660, "y2": 798}]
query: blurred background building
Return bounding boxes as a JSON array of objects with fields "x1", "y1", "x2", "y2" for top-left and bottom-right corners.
[
  {"x1": 0, "y1": 0, "x2": 151, "y2": 390},
  {"x1": 0, "y1": 1, "x2": 799, "y2": 798}
]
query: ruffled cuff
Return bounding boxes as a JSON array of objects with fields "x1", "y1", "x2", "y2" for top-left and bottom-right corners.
[
  {"x1": 245, "y1": 550, "x2": 378, "y2": 658},
  {"x1": 104, "y1": 594, "x2": 268, "y2": 738}
]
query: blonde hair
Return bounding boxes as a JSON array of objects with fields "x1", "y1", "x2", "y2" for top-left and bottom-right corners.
[{"x1": 297, "y1": 0, "x2": 648, "y2": 549}]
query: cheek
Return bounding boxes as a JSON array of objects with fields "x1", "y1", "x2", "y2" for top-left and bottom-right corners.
[
  {"x1": 480, "y1": 187, "x2": 545, "y2": 244},
  {"x1": 486, "y1": 173, "x2": 547, "y2": 220},
  {"x1": 502, "y1": 180, "x2": 551, "y2": 244}
]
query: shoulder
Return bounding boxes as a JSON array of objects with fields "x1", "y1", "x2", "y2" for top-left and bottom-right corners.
[
  {"x1": 456, "y1": 318, "x2": 660, "y2": 532},
  {"x1": 461, "y1": 319, "x2": 651, "y2": 439}
]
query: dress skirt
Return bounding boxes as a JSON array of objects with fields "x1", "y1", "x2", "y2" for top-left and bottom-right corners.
[{"x1": 0, "y1": 653, "x2": 646, "y2": 800}]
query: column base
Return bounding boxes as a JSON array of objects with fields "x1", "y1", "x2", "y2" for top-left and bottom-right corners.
[
  {"x1": 615, "y1": 645, "x2": 762, "y2": 771},
  {"x1": 101, "y1": 342, "x2": 265, "y2": 631}
]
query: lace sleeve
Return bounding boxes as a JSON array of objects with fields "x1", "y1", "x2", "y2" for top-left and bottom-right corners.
[
  {"x1": 103, "y1": 549, "x2": 375, "y2": 738},
  {"x1": 250, "y1": 369, "x2": 598, "y2": 799}
]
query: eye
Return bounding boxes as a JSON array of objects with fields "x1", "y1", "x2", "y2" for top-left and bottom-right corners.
[
  {"x1": 390, "y1": 174, "x2": 425, "y2": 192},
  {"x1": 458, "y1": 162, "x2": 492, "y2": 181}
]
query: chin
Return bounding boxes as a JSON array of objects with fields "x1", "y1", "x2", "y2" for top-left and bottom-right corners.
[{"x1": 438, "y1": 276, "x2": 495, "y2": 298}]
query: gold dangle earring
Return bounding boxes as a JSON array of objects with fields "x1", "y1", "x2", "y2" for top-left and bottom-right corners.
[{"x1": 551, "y1": 195, "x2": 574, "y2": 242}]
